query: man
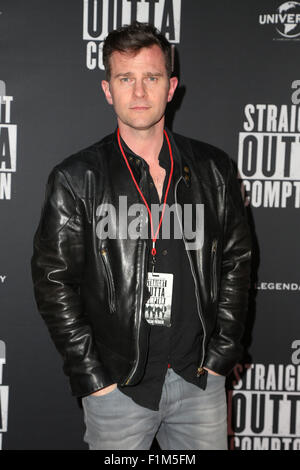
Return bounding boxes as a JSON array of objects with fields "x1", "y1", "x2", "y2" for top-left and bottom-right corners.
[{"x1": 31, "y1": 22, "x2": 252, "y2": 450}]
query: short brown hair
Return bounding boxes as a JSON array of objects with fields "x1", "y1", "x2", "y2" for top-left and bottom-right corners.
[{"x1": 103, "y1": 21, "x2": 173, "y2": 81}]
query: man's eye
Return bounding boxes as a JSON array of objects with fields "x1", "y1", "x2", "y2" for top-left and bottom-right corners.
[
  {"x1": 147, "y1": 77, "x2": 157, "y2": 82},
  {"x1": 120, "y1": 77, "x2": 134, "y2": 83}
]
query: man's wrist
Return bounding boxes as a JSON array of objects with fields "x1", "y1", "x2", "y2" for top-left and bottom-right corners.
[
  {"x1": 89, "y1": 383, "x2": 118, "y2": 396},
  {"x1": 203, "y1": 367, "x2": 222, "y2": 376}
]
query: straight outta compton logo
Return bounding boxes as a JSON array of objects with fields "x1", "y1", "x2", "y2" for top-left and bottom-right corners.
[
  {"x1": 0, "y1": 81, "x2": 17, "y2": 201},
  {"x1": 238, "y1": 81, "x2": 300, "y2": 208},
  {"x1": 228, "y1": 361, "x2": 300, "y2": 450},
  {"x1": 82, "y1": 0, "x2": 182, "y2": 70}
]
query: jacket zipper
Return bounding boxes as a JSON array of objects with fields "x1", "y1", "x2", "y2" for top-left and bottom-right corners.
[
  {"x1": 174, "y1": 176, "x2": 207, "y2": 377},
  {"x1": 123, "y1": 240, "x2": 147, "y2": 385},
  {"x1": 211, "y1": 239, "x2": 218, "y2": 302},
  {"x1": 100, "y1": 248, "x2": 116, "y2": 314}
]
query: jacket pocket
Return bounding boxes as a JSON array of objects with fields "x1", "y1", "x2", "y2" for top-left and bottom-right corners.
[
  {"x1": 100, "y1": 247, "x2": 116, "y2": 314},
  {"x1": 210, "y1": 239, "x2": 218, "y2": 303}
]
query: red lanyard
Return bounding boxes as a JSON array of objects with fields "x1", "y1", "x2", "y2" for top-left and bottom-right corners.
[{"x1": 117, "y1": 128, "x2": 174, "y2": 262}]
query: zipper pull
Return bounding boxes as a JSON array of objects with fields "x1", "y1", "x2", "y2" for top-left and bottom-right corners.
[
  {"x1": 197, "y1": 366, "x2": 205, "y2": 377},
  {"x1": 197, "y1": 366, "x2": 208, "y2": 390}
]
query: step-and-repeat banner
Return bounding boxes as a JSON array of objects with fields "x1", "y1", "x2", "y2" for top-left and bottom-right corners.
[{"x1": 1, "y1": 0, "x2": 299, "y2": 450}]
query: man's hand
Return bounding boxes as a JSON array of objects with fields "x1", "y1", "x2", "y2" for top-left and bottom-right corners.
[
  {"x1": 90, "y1": 383, "x2": 118, "y2": 396},
  {"x1": 204, "y1": 367, "x2": 222, "y2": 376}
]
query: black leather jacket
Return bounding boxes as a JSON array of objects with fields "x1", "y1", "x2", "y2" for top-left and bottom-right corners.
[{"x1": 31, "y1": 129, "x2": 252, "y2": 398}]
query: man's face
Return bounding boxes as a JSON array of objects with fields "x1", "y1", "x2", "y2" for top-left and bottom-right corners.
[{"x1": 101, "y1": 44, "x2": 178, "y2": 131}]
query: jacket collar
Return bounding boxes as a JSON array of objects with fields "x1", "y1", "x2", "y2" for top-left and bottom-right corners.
[
  {"x1": 164, "y1": 128, "x2": 191, "y2": 188},
  {"x1": 113, "y1": 127, "x2": 191, "y2": 188}
]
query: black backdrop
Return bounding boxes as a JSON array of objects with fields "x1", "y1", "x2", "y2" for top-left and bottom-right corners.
[{"x1": 1, "y1": 0, "x2": 300, "y2": 450}]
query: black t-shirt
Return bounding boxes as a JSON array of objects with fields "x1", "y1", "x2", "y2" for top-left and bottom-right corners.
[{"x1": 117, "y1": 132, "x2": 204, "y2": 411}]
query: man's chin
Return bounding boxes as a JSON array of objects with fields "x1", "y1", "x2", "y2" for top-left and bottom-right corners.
[{"x1": 119, "y1": 117, "x2": 164, "y2": 132}]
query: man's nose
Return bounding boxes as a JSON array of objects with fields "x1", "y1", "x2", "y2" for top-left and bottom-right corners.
[{"x1": 133, "y1": 79, "x2": 146, "y2": 98}]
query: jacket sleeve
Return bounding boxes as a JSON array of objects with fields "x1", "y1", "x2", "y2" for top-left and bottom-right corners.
[
  {"x1": 203, "y1": 157, "x2": 252, "y2": 376},
  {"x1": 31, "y1": 167, "x2": 113, "y2": 397}
]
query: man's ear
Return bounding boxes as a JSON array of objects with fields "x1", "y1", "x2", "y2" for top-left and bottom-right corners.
[
  {"x1": 101, "y1": 80, "x2": 113, "y2": 105},
  {"x1": 167, "y1": 76, "x2": 179, "y2": 103}
]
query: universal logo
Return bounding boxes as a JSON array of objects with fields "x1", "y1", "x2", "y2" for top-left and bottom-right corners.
[{"x1": 259, "y1": 2, "x2": 300, "y2": 40}]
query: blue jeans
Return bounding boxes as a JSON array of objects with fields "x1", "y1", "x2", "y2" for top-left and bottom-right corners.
[{"x1": 81, "y1": 367, "x2": 228, "y2": 450}]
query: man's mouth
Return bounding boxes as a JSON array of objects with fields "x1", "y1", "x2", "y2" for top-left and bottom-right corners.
[{"x1": 130, "y1": 106, "x2": 150, "y2": 111}]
